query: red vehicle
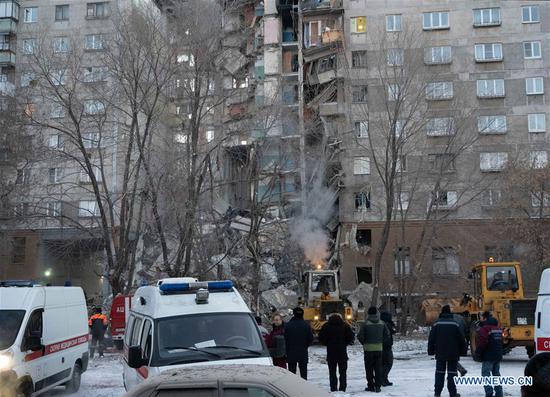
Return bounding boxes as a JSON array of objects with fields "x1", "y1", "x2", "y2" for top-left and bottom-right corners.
[{"x1": 110, "y1": 294, "x2": 132, "y2": 350}]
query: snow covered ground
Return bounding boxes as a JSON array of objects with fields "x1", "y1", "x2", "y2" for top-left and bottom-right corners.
[{"x1": 53, "y1": 336, "x2": 529, "y2": 397}]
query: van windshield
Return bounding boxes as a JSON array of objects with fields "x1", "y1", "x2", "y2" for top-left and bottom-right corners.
[
  {"x1": 0, "y1": 310, "x2": 25, "y2": 350},
  {"x1": 155, "y1": 313, "x2": 265, "y2": 365}
]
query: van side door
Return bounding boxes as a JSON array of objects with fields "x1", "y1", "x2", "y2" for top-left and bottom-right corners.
[
  {"x1": 136, "y1": 319, "x2": 153, "y2": 381},
  {"x1": 124, "y1": 315, "x2": 143, "y2": 390},
  {"x1": 21, "y1": 309, "x2": 44, "y2": 390},
  {"x1": 536, "y1": 295, "x2": 550, "y2": 352}
]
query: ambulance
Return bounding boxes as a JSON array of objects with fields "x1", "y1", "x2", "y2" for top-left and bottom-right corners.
[
  {"x1": 535, "y1": 268, "x2": 550, "y2": 353},
  {"x1": 0, "y1": 281, "x2": 89, "y2": 396},
  {"x1": 122, "y1": 278, "x2": 271, "y2": 391}
]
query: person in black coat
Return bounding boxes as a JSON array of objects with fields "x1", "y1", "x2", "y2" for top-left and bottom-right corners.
[
  {"x1": 318, "y1": 313, "x2": 355, "y2": 392},
  {"x1": 428, "y1": 305, "x2": 467, "y2": 397},
  {"x1": 380, "y1": 311, "x2": 396, "y2": 387},
  {"x1": 284, "y1": 307, "x2": 314, "y2": 380}
]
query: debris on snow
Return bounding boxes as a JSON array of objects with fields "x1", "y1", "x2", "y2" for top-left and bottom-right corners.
[{"x1": 347, "y1": 282, "x2": 381, "y2": 312}]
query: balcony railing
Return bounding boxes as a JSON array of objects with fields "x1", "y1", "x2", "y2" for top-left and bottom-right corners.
[{"x1": 0, "y1": 50, "x2": 15, "y2": 66}]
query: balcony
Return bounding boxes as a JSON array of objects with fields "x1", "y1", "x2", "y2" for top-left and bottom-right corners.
[
  {"x1": 0, "y1": 50, "x2": 15, "y2": 66},
  {"x1": 0, "y1": 1, "x2": 19, "y2": 22},
  {"x1": 302, "y1": 0, "x2": 343, "y2": 13},
  {"x1": 276, "y1": 0, "x2": 295, "y2": 12},
  {"x1": 0, "y1": 19, "x2": 16, "y2": 34},
  {"x1": 319, "y1": 101, "x2": 345, "y2": 116}
]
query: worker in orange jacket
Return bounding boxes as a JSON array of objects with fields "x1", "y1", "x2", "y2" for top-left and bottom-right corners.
[{"x1": 89, "y1": 307, "x2": 108, "y2": 358}]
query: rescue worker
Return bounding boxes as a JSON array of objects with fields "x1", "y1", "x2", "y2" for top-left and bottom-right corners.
[
  {"x1": 451, "y1": 312, "x2": 468, "y2": 377},
  {"x1": 476, "y1": 314, "x2": 503, "y2": 397},
  {"x1": 318, "y1": 313, "x2": 354, "y2": 392},
  {"x1": 284, "y1": 307, "x2": 314, "y2": 380},
  {"x1": 265, "y1": 313, "x2": 287, "y2": 369},
  {"x1": 428, "y1": 305, "x2": 467, "y2": 397},
  {"x1": 380, "y1": 311, "x2": 396, "y2": 386},
  {"x1": 89, "y1": 307, "x2": 108, "y2": 358},
  {"x1": 358, "y1": 306, "x2": 391, "y2": 393}
]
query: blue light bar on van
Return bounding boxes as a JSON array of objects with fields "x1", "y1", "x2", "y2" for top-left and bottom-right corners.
[{"x1": 159, "y1": 280, "x2": 233, "y2": 294}]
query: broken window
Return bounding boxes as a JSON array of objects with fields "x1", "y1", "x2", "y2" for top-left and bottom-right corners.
[
  {"x1": 352, "y1": 85, "x2": 368, "y2": 103},
  {"x1": 356, "y1": 267, "x2": 373, "y2": 284},
  {"x1": 428, "y1": 153, "x2": 455, "y2": 172},
  {"x1": 482, "y1": 189, "x2": 502, "y2": 207},
  {"x1": 394, "y1": 247, "x2": 411, "y2": 276},
  {"x1": 432, "y1": 247, "x2": 459, "y2": 275},
  {"x1": 354, "y1": 121, "x2": 368, "y2": 138},
  {"x1": 354, "y1": 191, "x2": 371, "y2": 210},
  {"x1": 11, "y1": 237, "x2": 26, "y2": 265},
  {"x1": 431, "y1": 190, "x2": 458, "y2": 208},
  {"x1": 356, "y1": 229, "x2": 372, "y2": 246},
  {"x1": 352, "y1": 51, "x2": 367, "y2": 68}
]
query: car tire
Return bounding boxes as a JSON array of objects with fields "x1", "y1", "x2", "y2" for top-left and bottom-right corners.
[
  {"x1": 16, "y1": 381, "x2": 33, "y2": 397},
  {"x1": 65, "y1": 363, "x2": 82, "y2": 394},
  {"x1": 527, "y1": 345, "x2": 535, "y2": 358}
]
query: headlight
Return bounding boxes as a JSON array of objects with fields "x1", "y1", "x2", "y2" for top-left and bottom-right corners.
[
  {"x1": 314, "y1": 315, "x2": 319, "y2": 321},
  {"x1": 0, "y1": 351, "x2": 13, "y2": 371},
  {"x1": 346, "y1": 314, "x2": 352, "y2": 320}
]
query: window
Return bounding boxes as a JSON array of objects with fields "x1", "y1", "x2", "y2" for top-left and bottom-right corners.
[
  {"x1": 528, "y1": 113, "x2": 546, "y2": 132},
  {"x1": 55, "y1": 5, "x2": 69, "y2": 21},
  {"x1": 397, "y1": 191, "x2": 409, "y2": 210},
  {"x1": 432, "y1": 191, "x2": 458, "y2": 208},
  {"x1": 426, "y1": 82, "x2": 453, "y2": 100},
  {"x1": 51, "y1": 69, "x2": 67, "y2": 86},
  {"x1": 356, "y1": 267, "x2": 373, "y2": 284},
  {"x1": 478, "y1": 115, "x2": 507, "y2": 134},
  {"x1": 387, "y1": 84, "x2": 400, "y2": 101},
  {"x1": 16, "y1": 169, "x2": 30, "y2": 185},
  {"x1": 394, "y1": 247, "x2": 411, "y2": 276},
  {"x1": 232, "y1": 77, "x2": 248, "y2": 89},
  {"x1": 20, "y1": 72, "x2": 35, "y2": 87},
  {"x1": 352, "y1": 85, "x2": 367, "y2": 103},
  {"x1": 353, "y1": 157, "x2": 370, "y2": 175},
  {"x1": 82, "y1": 132, "x2": 101, "y2": 148},
  {"x1": 474, "y1": 43, "x2": 503, "y2": 62},
  {"x1": 47, "y1": 202, "x2": 61, "y2": 217},
  {"x1": 529, "y1": 151, "x2": 548, "y2": 169},
  {"x1": 83, "y1": 100, "x2": 105, "y2": 115},
  {"x1": 79, "y1": 200, "x2": 99, "y2": 217},
  {"x1": 0, "y1": 1, "x2": 19, "y2": 19},
  {"x1": 424, "y1": 46, "x2": 452, "y2": 65},
  {"x1": 140, "y1": 320, "x2": 152, "y2": 363},
  {"x1": 476, "y1": 79, "x2": 505, "y2": 98},
  {"x1": 354, "y1": 191, "x2": 371, "y2": 210},
  {"x1": 432, "y1": 247, "x2": 459, "y2": 275},
  {"x1": 223, "y1": 388, "x2": 276, "y2": 397},
  {"x1": 11, "y1": 237, "x2": 26, "y2": 264},
  {"x1": 23, "y1": 7, "x2": 37, "y2": 23},
  {"x1": 355, "y1": 121, "x2": 368, "y2": 138},
  {"x1": 87, "y1": 2, "x2": 109, "y2": 18},
  {"x1": 423, "y1": 11, "x2": 449, "y2": 30},
  {"x1": 350, "y1": 16, "x2": 366, "y2": 33},
  {"x1": 522, "y1": 6, "x2": 540, "y2": 24},
  {"x1": 393, "y1": 120, "x2": 403, "y2": 138},
  {"x1": 50, "y1": 103, "x2": 65, "y2": 119},
  {"x1": 84, "y1": 34, "x2": 105, "y2": 50},
  {"x1": 386, "y1": 14, "x2": 402, "y2": 32},
  {"x1": 351, "y1": 51, "x2": 367, "y2": 68},
  {"x1": 532, "y1": 192, "x2": 550, "y2": 208},
  {"x1": 396, "y1": 155, "x2": 406, "y2": 172},
  {"x1": 48, "y1": 134, "x2": 64, "y2": 149},
  {"x1": 83, "y1": 66, "x2": 108, "y2": 83},
  {"x1": 48, "y1": 168, "x2": 62, "y2": 184},
  {"x1": 482, "y1": 189, "x2": 502, "y2": 207},
  {"x1": 473, "y1": 8, "x2": 501, "y2": 26},
  {"x1": 427, "y1": 117, "x2": 454, "y2": 136},
  {"x1": 480, "y1": 152, "x2": 508, "y2": 172},
  {"x1": 53, "y1": 37, "x2": 69, "y2": 53},
  {"x1": 206, "y1": 129, "x2": 214, "y2": 143},
  {"x1": 524, "y1": 41, "x2": 542, "y2": 59},
  {"x1": 387, "y1": 48, "x2": 404, "y2": 66},
  {"x1": 526, "y1": 77, "x2": 544, "y2": 95},
  {"x1": 429, "y1": 153, "x2": 455, "y2": 172},
  {"x1": 22, "y1": 38, "x2": 36, "y2": 55},
  {"x1": 14, "y1": 203, "x2": 29, "y2": 217},
  {"x1": 80, "y1": 166, "x2": 102, "y2": 183},
  {"x1": 0, "y1": 35, "x2": 9, "y2": 51}
]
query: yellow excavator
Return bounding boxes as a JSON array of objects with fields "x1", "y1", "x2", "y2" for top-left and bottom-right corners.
[
  {"x1": 422, "y1": 260, "x2": 536, "y2": 357},
  {"x1": 300, "y1": 270, "x2": 354, "y2": 335}
]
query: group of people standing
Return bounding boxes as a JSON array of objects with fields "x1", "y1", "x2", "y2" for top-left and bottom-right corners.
[{"x1": 262, "y1": 306, "x2": 396, "y2": 393}]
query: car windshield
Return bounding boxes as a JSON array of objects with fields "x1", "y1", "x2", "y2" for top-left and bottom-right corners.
[
  {"x1": 0, "y1": 310, "x2": 25, "y2": 350},
  {"x1": 487, "y1": 266, "x2": 519, "y2": 291},
  {"x1": 311, "y1": 274, "x2": 336, "y2": 293},
  {"x1": 156, "y1": 313, "x2": 264, "y2": 364}
]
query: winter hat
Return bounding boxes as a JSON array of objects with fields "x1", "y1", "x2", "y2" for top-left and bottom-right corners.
[
  {"x1": 441, "y1": 305, "x2": 451, "y2": 314},
  {"x1": 367, "y1": 306, "x2": 378, "y2": 315},
  {"x1": 523, "y1": 352, "x2": 550, "y2": 396},
  {"x1": 293, "y1": 307, "x2": 304, "y2": 317}
]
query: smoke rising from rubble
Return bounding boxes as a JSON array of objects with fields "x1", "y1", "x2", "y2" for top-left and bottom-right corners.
[{"x1": 290, "y1": 177, "x2": 337, "y2": 269}]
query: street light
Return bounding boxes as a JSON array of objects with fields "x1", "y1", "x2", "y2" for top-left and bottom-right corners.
[{"x1": 44, "y1": 269, "x2": 52, "y2": 277}]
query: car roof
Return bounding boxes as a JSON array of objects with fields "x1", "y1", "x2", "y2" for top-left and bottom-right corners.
[{"x1": 124, "y1": 365, "x2": 331, "y2": 397}]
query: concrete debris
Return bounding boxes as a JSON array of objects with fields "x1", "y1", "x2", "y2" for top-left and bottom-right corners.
[
  {"x1": 347, "y1": 282, "x2": 381, "y2": 313},
  {"x1": 261, "y1": 284, "x2": 299, "y2": 312}
]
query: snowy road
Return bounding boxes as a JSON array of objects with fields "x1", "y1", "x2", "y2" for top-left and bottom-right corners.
[{"x1": 55, "y1": 337, "x2": 528, "y2": 397}]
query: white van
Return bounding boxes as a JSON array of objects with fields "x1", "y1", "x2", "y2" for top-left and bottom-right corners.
[
  {"x1": 123, "y1": 278, "x2": 272, "y2": 391},
  {"x1": 0, "y1": 281, "x2": 89, "y2": 396},
  {"x1": 535, "y1": 268, "x2": 550, "y2": 353}
]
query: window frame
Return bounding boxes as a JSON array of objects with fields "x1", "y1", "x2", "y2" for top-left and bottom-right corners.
[
  {"x1": 351, "y1": 50, "x2": 367, "y2": 68},
  {"x1": 354, "y1": 120, "x2": 368, "y2": 138},
  {"x1": 47, "y1": 201, "x2": 61, "y2": 217},
  {"x1": 353, "y1": 156, "x2": 370, "y2": 175},
  {"x1": 529, "y1": 150, "x2": 548, "y2": 169},
  {"x1": 351, "y1": 85, "x2": 368, "y2": 103},
  {"x1": 423, "y1": 11, "x2": 450, "y2": 30},
  {"x1": 23, "y1": 7, "x2": 37, "y2": 23},
  {"x1": 426, "y1": 117, "x2": 454, "y2": 136},
  {"x1": 522, "y1": 5, "x2": 540, "y2": 24},
  {"x1": 22, "y1": 38, "x2": 36, "y2": 55},
  {"x1": 426, "y1": 81, "x2": 454, "y2": 100},
  {"x1": 55, "y1": 4, "x2": 69, "y2": 22},
  {"x1": 477, "y1": 115, "x2": 507, "y2": 134},
  {"x1": 354, "y1": 191, "x2": 371, "y2": 211},
  {"x1": 523, "y1": 41, "x2": 542, "y2": 59},
  {"x1": 86, "y1": 2, "x2": 109, "y2": 19},
  {"x1": 480, "y1": 152, "x2": 508, "y2": 172},
  {"x1": 350, "y1": 16, "x2": 366, "y2": 34},
  {"x1": 526, "y1": 77, "x2": 544, "y2": 95},
  {"x1": 386, "y1": 14, "x2": 402, "y2": 32},
  {"x1": 474, "y1": 43, "x2": 503, "y2": 62},
  {"x1": 528, "y1": 113, "x2": 546, "y2": 133},
  {"x1": 473, "y1": 8, "x2": 501, "y2": 27},
  {"x1": 424, "y1": 46, "x2": 452, "y2": 65},
  {"x1": 476, "y1": 79, "x2": 505, "y2": 98},
  {"x1": 84, "y1": 34, "x2": 105, "y2": 51},
  {"x1": 78, "y1": 200, "x2": 99, "y2": 218}
]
